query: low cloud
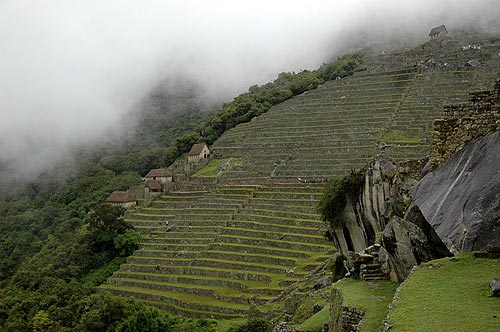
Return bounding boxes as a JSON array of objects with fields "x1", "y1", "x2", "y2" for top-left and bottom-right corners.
[{"x1": 1, "y1": 0, "x2": 499, "y2": 178}]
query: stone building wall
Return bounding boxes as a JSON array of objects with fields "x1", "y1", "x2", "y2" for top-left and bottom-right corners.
[
  {"x1": 329, "y1": 288, "x2": 365, "y2": 332},
  {"x1": 431, "y1": 79, "x2": 500, "y2": 168}
]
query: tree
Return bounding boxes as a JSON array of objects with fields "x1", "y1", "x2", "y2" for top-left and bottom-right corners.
[
  {"x1": 88, "y1": 204, "x2": 127, "y2": 234},
  {"x1": 114, "y1": 229, "x2": 141, "y2": 256},
  {"x1": 228, "y1": 318, "x2": 272, "y2": 332},
  {"x1": 317, "y1": 171, "x2": 363, "y2": 228},
  {"x1": 32, "y1": 310, "x2": 57, "y2": 332}
]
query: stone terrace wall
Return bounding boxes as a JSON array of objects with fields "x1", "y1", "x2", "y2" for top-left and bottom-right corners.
[{"x1": 431, "y1": 79, "x2": 500, "y2": 167}]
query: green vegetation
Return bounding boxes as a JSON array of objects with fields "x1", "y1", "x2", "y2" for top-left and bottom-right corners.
[
  {"x1": 380, "y1": 131, "x2": 421, "y2": 143},
  {"x1": 388, "y1": 254, "x2": 500, "y2": 332},
  {"x1": 298, "y1": 305, "x2": 330, "y2": 332},
  {"x1": 227, "y1": 318, "x2": 273, "y2": 332},
  {"x1": 317, "y1": 171, "x2": 363, "y2": 228},
  {"x1": 334, "y1": 279, "x2": 398, "y2": 332},
  {"x1": 192, "y1": 158, "x2": 243, "y2": 177}
]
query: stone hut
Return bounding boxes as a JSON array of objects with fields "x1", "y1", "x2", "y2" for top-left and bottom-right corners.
[
  {"x1": 105, "y1": 191, "x2": 136, "y2": 208},
  {"x1": 429, "y1": 25, "x2": 448, "y2": 39},
  {"x1": 145, "y1": 179, "x2": 161, "y2": 193},
  {"x1": 145, "y1": 168, "x2": 173, "y2": 184},
  {"x1": 188, "y1": 143, "x2": 210, "y2": 162}
]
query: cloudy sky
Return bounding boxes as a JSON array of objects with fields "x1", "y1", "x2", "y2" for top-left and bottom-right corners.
[{"x1": 1, "y1": 0, "x2": 499, "y2": 176}]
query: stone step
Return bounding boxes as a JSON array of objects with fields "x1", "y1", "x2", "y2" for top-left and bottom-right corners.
[
  {"x1": 215, "y1": 235, "x2": 333, "y2": 253},
  {"x1": 100, "y1": 285, "x2": 249, "y2": 316},
  {"x1": 173, "y1": 213, "x2": 234, "y2": 221},
  {"x1": 190, "y1": 258, "x2": 301, "y2": 275},
  {"x1": 128, "y1": 297, "x2": 246, "y2": 319},
  {"x1": 109, "y1": 272, "x2": 250, "y2": 291},
  {"x1": 362, "y1": 275, "x2": 387, "y2": 281},
  {"x1": 235, "y1": 214, "x2": 322, "y2": 227},
  {"x1": 133, "y1": 249, "x2": 202, "y2": 259},
  {"x1": 220, "y1": 227, "x2": 328, "y2": 244},
  {"x1": 119, "y1": 263, "x2": 272, "y2": 283},
  {"x1": 225, "y1": 220, "x2": 326, "y2": 235},
  {"x1": 151, "y1": 201, "x2": 242, "y2": 209},
  {"x1": 144, "y1": 232, "x2": 219, "y2": 240},
  {"x1": 141, "y1": 237, "x2": 213, "y2": 245},
  {"x1": 208, "y1": 243, "x2": 313, "y2": 259},
  {"x1": 200, "y1": 250, "x2": 297, "y2": 267}
]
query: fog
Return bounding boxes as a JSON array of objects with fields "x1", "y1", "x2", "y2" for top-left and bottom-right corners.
[{"x1": 1, "y1": 0, "x2": 499, "y2": 178}]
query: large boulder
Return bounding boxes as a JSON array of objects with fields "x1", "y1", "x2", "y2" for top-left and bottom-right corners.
[
  {"x1": 490, "y1": 278, "x2": 500, "y2": 297},
  {"x1": 380, "y1": 210, "x2": 451, "y2": 282},
  {"x1": 412, "y1": 132, "x2": 500, "y2": 253}
]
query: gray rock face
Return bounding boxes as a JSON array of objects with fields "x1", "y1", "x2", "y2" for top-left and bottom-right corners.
[
  {"x1": 332, "y1": 157, "x2": 397, "y2": 254},
  {"x1": 412, "y1": 132, "x2": 500, "y2": 253},
  {"x1": 380, "y1": 207, "x2": 452, "y2": 282}
]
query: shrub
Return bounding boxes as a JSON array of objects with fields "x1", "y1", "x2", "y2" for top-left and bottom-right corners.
[
  {"x1": 228, "y1": 318, "x2": 273, "y2": 332},
  {"x1": 317, "y1": 171, "x2": 363, "y2": 228}
]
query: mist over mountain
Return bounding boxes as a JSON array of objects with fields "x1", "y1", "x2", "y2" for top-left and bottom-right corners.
[{"x1": 1, "y1": 0, "x2": 499, "y2": 180}]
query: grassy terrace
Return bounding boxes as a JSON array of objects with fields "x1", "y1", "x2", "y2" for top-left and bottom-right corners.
[
  {"x1": 334, "y1": 279, "x2": 398, "y2": 332},
  {"x1": 388, "y1": 254, "x2": 499, "y2": 332},
  {"x1": 103, "y1": 184, "x2": 333, "y2": 317},
  {"x1": 209, "y1": 68, "x2": 419, "y2": 183}
]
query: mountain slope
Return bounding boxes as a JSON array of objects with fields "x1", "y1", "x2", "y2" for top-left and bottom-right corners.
[{"x1": 102, "y1": 31, "x2": 500, "y2": 318}]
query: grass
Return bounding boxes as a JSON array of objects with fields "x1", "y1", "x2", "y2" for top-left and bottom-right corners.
[
  {"x1": 334, "y1": 278, "x2": 398, "y2": 332},
  {"x1": 298, "y1": 305, "x2": 330, "y2": 332},
  {"x1": 192, "y1": 158, "x2": 243, "y2": 177},
  {"x1": 380, "y1": 131, "x2": 422, "y2": 143},
  {"x1": 388, "y1": 254, "x2": 500, "y2": 332},
  {"x1": 101, "y1": 284, "x2": 250, "y2": 310},
  {"x1": 216, "y1": 318, "x2": 248, "y2": 331}
]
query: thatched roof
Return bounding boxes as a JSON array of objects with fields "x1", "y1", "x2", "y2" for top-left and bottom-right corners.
[
  {"x1": 188, "y1": 143, "x2": 208, "y2": 156},
  {"x1": 429, "y1": 25, "x2": 447, "y2": 36},
  {"x1": 146, "y1": 179, "x2": 161, "y2": 190},
  {"x1": 145, "y1": 168, "x2": 172, "y2": 178},
  {"x1": 106, "y1": 191, "x2": 135, "y2": 203}
]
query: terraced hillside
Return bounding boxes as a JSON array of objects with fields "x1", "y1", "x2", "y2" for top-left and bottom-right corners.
[
  {"x1": 208, "y1": 37, "x2": 500, "y2": 183},
  {"x1": 103, "y1": 184, "x2": 333, "y2": 318},
  {"x1": 102, "y1": 34, "x2": 500, "y2": 319},
  {"x1": 211, "y1": 67, "x2": 418, "y2": 183}
]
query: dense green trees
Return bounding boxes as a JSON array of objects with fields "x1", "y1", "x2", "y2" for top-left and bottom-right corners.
[{"x1": 228, "y1": 318, "x2": 273, "y2": 332}]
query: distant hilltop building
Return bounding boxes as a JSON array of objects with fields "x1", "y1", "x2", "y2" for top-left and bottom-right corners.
[
  {"x1": 105, "y1": 191, "x2": 136, "y2": 208},
  {"x1": 188, "y1": 143, "x2": 210, "y2": 162},
  {"x1": 429, "y1": 25, "x2": 448, "y2": 39}
]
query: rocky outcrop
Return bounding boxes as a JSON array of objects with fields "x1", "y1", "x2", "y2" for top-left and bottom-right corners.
[
  {"x1": 327, "y1": 156, "x2": 451, "y2": 281},
  {"x1": 412, "y1": 131, "x2": 500, "y2": 253},
  {"x1": 380, "y1": 210, "x2": 451, "y2": 282},
  {"x1": 331, "y1": 157, "x2": 400, "y2": 254},
  {"x1": 490, "y1": 278, "x2": 500, "y2": 297}
]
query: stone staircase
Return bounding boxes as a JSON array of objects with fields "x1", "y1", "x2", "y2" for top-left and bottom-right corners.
[{"x1": 355, "y1": 245, "x2": 386, "y2": 282}]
